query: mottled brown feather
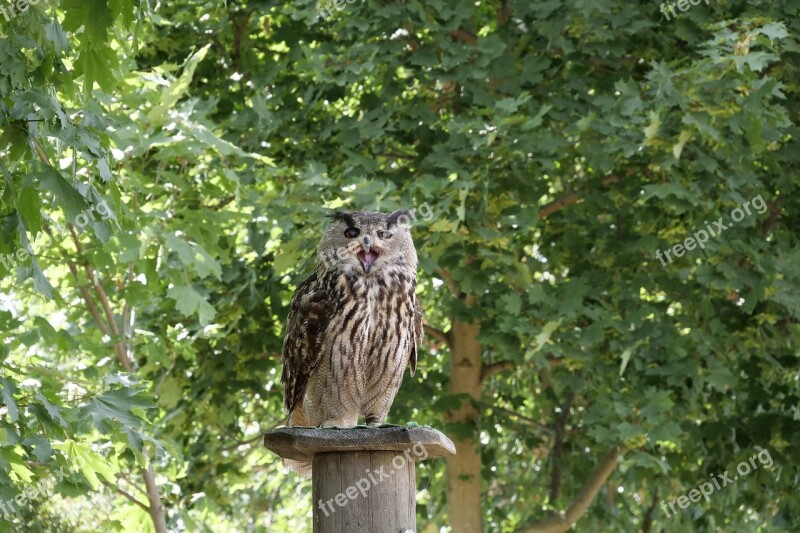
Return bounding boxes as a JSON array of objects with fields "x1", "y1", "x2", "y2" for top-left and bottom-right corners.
[
  {"x1": 280, "y1": 210, "x2": 421, "y2": 448},
  {"x1": 280, "y1": 272, "x2": 334, "y2": 414}
]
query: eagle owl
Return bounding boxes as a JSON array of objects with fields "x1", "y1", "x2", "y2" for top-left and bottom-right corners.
[{"x1": 281, "y1": 210, "x2": 423, "y2": 440}]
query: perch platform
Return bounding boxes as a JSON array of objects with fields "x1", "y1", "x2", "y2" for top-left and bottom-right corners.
[{"x1": 264, "y1": 426, "x2": 455, "y2": 533}]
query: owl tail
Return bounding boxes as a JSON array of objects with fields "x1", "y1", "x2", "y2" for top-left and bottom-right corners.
[
  {"x1": 283, "y1": 407, "x2": 313, "y2": 477},
  {"x1": 283, "y1": 458, "x2": 312, "y2": 477}
]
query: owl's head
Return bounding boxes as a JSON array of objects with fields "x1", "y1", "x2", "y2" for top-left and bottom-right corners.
[{"x1": 317, "y1": 210, "x2": 418, "y2": 275}]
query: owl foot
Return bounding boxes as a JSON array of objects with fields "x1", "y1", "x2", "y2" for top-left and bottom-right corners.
[
  {"x1": 365, "y1": 415, "x2": 383, "y2": 427},
  {"x1": 319, "y1": 416, "x2": 357, "y2": 428}
]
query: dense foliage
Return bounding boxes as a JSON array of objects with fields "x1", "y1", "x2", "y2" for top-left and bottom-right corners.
[{"x1": 1, "y1": 0, "x2": 799, "y2": 531}]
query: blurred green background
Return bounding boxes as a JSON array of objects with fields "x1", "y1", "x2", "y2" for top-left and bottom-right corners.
[{"x1": 1, "y1": 0, "x2": 799, "y2": 531}]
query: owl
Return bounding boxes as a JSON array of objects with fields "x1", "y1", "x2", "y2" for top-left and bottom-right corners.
[{"x1": 280, "y1": 210, "x2": 423, "y2": 447}]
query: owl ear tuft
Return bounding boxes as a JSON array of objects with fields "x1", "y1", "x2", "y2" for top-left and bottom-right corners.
[
  {"x1": 387, "y1": 209, "x2": 413, "y2": 228},
  {"x1": 326, "y1": 211, "x2": 357, "y2": 227}
]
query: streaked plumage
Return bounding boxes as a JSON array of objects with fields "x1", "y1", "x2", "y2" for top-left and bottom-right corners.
[{"x1": 280, "y1": 210, "x2": 422, "y2": 471}]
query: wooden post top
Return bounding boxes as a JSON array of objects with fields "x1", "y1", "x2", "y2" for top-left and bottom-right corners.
[{"x1": 264, "y1": 425, "x2": 456, "y2": 463}]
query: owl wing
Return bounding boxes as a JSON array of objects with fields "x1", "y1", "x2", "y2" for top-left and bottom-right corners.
[
  {"x1": 409, "y1": 295, "x2": 423, "y2": 376},
  {"x1": 280, "y1": 273, "x2": 334, "y2": 414}
]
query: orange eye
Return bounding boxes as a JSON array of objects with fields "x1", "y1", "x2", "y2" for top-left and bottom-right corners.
[{"x1": 344, "y1": 227, "x2": 360, "y2": 238}]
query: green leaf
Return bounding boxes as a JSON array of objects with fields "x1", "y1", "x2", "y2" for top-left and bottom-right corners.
[
  {"x1": 61, "y1": 0, "x2": 117, "y2": 94},
  {"x1": 0, "y1": 377, "x2": 19, "y2": 422},
  {"x1": 148, "y1": 44, "x2": 212, "y2": 123},
  {"x1": 643, "y1": 111, "x2": 660, "y2": 144},
  {"x1": 456, "y1": 189, "x2": 468, "y2": 223},
  {"x1": 619, "y1": 341, "x2": 646, "y2": 377},
  {"x1": 108, "y1": 0, "x2": 136, "y2": 27},
  {"x1": 30, "y1": 257, "x2": 56, "y2": 300},
  {"x1": 756, "y1": 22, "x2": 788, "y2": 44},
  {"x1": 672, "y1": 129, "x2": 692, "y2": 160},
  {"x1": 97, "y1": 158, "x2": 113, "y2": 182},
  {"x1": 34, "y1": 168, "x2": 90, "y2": 222},
  {"x1": 163, "y1": 233, "x2": 222, "y2": 279},
  {"x1": 54, "y1": 440, "x2": 117, "y2": 491},
  {"x1": 0, "y1": 161, "x2": 17, "y2": 206},
  {"x1": 273, "y1": 239, "x2": 305, "y2": 276},
  {"x1": 706, "y1": 358, "x2": 736, "y2": 391},
  {"x1": 26, "y1": 436, "x2": 55, "y2": 463},
  {"x1": 499, "y1": 293, "x2": 522, "y2": 315},
  {"x1": 84, "y1": 388, "x2": 153, "y2": 430},
  {"x1": 45, "y1": 21, "x2": 71, "y2": 56},
  {"x1": 36, "y1": 392, "x2": 69, "y2": 428},
  {"x1": 10, "y1": 460, "x2": 34, "y2": 483},
  {"x1": 526, "y1": 319, "x2": 563, "y2": 359},
  {"x1": 167, "y1": 285, "x2": 217, "y2": 325},
  {"x1": 732, "y1": 51, "x2": 777, "y2": 73},
  {"x1": 17, "y1": 185, "x2": 43, "y2": 236},
  {"x1": 182, "y1": 119, "x2": 274, "y2": 164}
]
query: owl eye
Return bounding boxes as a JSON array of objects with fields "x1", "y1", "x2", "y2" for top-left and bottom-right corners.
[
  {"x1": 344, "y1": 227, "x2": 360, "y2": 238},
  {"x1": 377, "y1": 230, "x2": 393, "y2": 239}
]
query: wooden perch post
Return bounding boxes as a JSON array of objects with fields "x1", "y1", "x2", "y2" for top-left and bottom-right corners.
[{"x1": 264, "y1": 426, "x2": 455, "y2": 533}]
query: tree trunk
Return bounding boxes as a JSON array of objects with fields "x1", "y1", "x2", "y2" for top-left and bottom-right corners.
[
  {"x1": 445, "y1": 317, "x2": 484, "y2": 533},
  {"x1": 142, "y1": 464, "x2": 168, "y2": 533}
]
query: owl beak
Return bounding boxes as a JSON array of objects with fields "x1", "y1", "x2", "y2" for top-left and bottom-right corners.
[{"x1": 357, "y1": 237, "x2": 379, "y2": 272}]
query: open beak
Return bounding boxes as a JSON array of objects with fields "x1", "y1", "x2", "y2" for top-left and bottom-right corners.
[{"x1": 357, "y1": 236, "x2": 379, "y2": 272}]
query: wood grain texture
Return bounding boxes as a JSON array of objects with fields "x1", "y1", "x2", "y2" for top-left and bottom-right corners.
[
  {"x1": 265, "y1": 427, "x2": 454, "y2": 533},
  {"x1": 313, "y1": 451, "x2": 415, "y2": 533},
  {"x1": 264, "y1": 426, "x2": 455, "y2": 463}
]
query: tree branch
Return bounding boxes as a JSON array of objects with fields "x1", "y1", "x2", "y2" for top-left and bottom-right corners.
[
  {"x1": 374, "y1": 152, "x2": 417, "y2": 160},
  {"x1": 515, "y1": 445, "x2": 626, "y2": 533},
  {"x1": 423, "y1": 321, "x2": 450, "y2": 346},
  {"x1": 142, "y1": 463, "x2": 168, "y2": 533},
  {"x1": 70, "y1": 226, "x2": 132, "y2": 372},
  {"x1": 538, "y1": 175, "x2": 621, "y2": 219},
  {"x1": 550, "y1": 390, "x2": 575, "y2": 504},
  {"x1": 480, "y1": 356, "x2": 563, "y2": 384},
  {"x1": 642, "y1": 487, "x2": 658, "y2": 533},
  {"x1": 52, "y1": 235, "x2": 109, "y2": 336},
  {"x1": 121, "y1": 191, "x2": 138, "y2": 360},
  {"x1": 538, "y1": 192, "x2": 582, "y2": 219},
  {"x1": 223, "y1": 418, "x2": 288, "y2": 452},
  {"x1": 31, "y1": 134, "x2": 168, "y2": 533},
  {"x1": 213, "y1": 195, "x2": 236, "y2": 211},
  {"x1": 116, "y1": 471, "x2": 149, "y2": 496},
  {"x1": 220, "y1": 433, "x2": 268, "y2": 452},
  {"x1": 102, "y1": 480, "x2": 149, "y2": 511},
  {"x1": 451, "y1": 28, "x2": 477, "y2": 45},
  {"x1": 492, "y1": 405, "x2": 554, "y2": 434},
  {"x1": 480, "y1": 360, "x2": 516, "y2": 382},
  {"x1": 435, "y1": 269, "x2": 458, "y2": 295},
  {"x1": 496, "y1": 0, "x2": 512, "y2": 26}
]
